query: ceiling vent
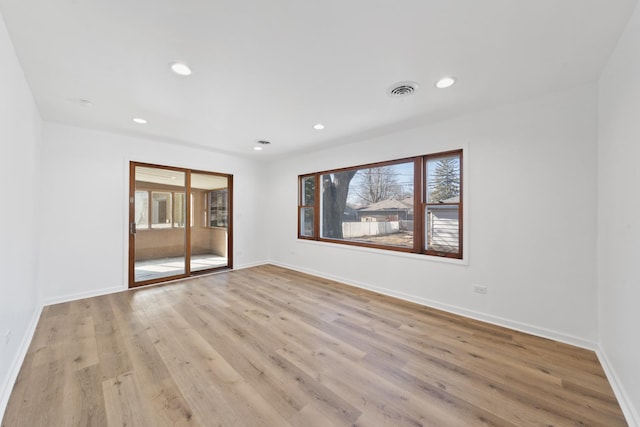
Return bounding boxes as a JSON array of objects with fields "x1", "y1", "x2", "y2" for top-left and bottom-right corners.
[{"x1": 388, "y1": 81, "x2": 419, "y2": 97}]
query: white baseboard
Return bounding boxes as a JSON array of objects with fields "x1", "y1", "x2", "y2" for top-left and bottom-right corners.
[
  {"x1": 0, "y1": 304, "x2": 42, "y2": 421},
  {"x1": 234, "y1": 260, "x2": 270, "y2": 270},
  {"x1": 43, "y1": 286, "x2": 124, "y2": 307},
  {"x1": 42, "y1": 261, "x2": 268, "y2": 307},
  {"x1": 269, "y1": 261, "x2": 598, "y2": 350},
  {"x1": 596, "y1": 348, "x2": 640, "y2": 427}
]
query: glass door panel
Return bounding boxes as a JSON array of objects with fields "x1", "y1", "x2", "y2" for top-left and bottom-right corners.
[
  {"x1": 132, "y1": 165, "x2": 186, "y2": 284},
  {"x1": 190, "y1": 172, "x2": 229, "y2": 273}
]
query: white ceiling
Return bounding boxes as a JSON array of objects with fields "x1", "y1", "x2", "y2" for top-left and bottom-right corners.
[{"x1": 0, "y1": 0, "x2": 636, "y2": 159}]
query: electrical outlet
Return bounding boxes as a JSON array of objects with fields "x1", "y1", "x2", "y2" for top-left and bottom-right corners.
[
  {"x1": 4, "y1": 330, "x2": 11, "y2": 345},
  {"x1": 472, "y1": 284, "x2": 488, "y2": 295}
]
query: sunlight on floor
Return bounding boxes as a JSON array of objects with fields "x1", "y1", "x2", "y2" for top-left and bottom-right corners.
[{"x1": 135, "y1": 254, "x2": 227, "y2": 281}]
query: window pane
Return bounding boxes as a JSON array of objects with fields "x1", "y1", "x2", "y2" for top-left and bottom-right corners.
[
  {"x1": 151, "y1": 192, "x2": 172, "y2": 228},
  {"x1": 301, "y1": 176, "x2": 315, "y2": 206},
  {"x1": 174, "y1": 193, "x2": 185, "y2": 227},
  {"x1": 426, "y1": 154, "x2": 460, "y2": 203},
  {"x1": 425, "y1": 205, "x2": 459, "y2": 253},
  {"x1": 135, "y1": 191, "x2": 149, "y2": 229},
  {"x1": 300, "y1": 207, "x2": 314, "y2": 237},
  {"x1": 321, "y1": 162, "x2": 414, "y2": 248},
  {"x1": 209, "y1": 189, "x2": 228, "y2": 228},
  {"x1": 191, "y1": 173, "x2": 230, "y2": 273},
  {"x1": 133, "y1": 166, "x2": 186, "y2": 283}
]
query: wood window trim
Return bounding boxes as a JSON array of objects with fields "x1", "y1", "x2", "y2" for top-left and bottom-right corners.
[
  {"x1": 297, "y1": 150, "x2": 463, "y2": 259},
  {"x1": 297, "y1": 174, "x2": 318, "y2": 240},
  {"x1": 423, "y1": 150, "x2": 463, "y2": 259}
]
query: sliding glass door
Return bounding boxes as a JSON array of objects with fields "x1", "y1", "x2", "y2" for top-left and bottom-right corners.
[{"x1": 129, "y1": 163, "x2": 232, "y2": 287}]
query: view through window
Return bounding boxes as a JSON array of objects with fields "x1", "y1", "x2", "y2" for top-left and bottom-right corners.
[{"x1": 298, "y1": 150, "x2": 462, "y2": 259}]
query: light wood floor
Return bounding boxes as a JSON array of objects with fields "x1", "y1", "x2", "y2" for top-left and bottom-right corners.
[{"x1": 2, "y1": 265, "x2": 626, "y2": 426}]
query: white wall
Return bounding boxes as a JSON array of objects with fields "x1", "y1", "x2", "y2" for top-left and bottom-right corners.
[
  {"x1": 598, "y1": 2, "x2": 640, "y2": 424},
  {"x1": 39, "y1": 123, "x2": 268, "y2": 303},
  {"x1": 0, "y1": 11, "x2": 42, "y2": 416},
  {"x1": 267, "y1": 84, "x2": 599, "y2": 347}
]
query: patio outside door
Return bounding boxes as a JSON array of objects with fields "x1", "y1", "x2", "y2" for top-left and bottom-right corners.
[{"x1": 129, "y1": 162, "x2": 232, "y2": 287}]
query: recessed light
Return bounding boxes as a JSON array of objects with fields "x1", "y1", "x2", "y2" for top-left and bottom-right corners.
[
  {"x1": 313, "y1": 123, "x2": 325, "y2": 130},
  {"x1": 170, "y1": 62, "x2": 192, "y2": 76},
  {"x1": 435, "y1": 76, "x2": 456, "y2": 89},
  {"x1": 253, "y1": 146, "x2": 263, "y2": 151},
  {"x1": 132, "y1": 117, "x2": 147, "y2": 124}
]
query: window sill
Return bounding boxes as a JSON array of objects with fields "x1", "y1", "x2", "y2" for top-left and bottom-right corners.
[{"x1": 296, "y1": 238, "x2": 468, "y2": 266}]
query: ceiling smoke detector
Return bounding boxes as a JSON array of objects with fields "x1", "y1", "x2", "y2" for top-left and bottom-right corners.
[{"x1": 388, "y1": 81, "x2": 419, "y2": 97}]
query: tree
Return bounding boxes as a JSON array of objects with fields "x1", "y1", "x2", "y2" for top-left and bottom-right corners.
[
  {"x1": 351, "y1": 166, "x2": 409, "y2": 206},
  {"x1": 322, "y1": 171, "x2": 357, "y2": 238},
  {"x1": 429, "y1": 158, "x2": 460, "y2": 202},
  {"x1": 302, "y1": 175, "x2": 315, "y2": 205}
]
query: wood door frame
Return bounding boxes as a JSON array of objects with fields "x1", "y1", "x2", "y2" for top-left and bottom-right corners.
[{"x1": 128, "y1": 162, "x2": 233, "y2": 288}]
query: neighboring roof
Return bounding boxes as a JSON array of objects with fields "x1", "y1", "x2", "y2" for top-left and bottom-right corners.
[
  {"x1": 428, "y1": 195, "x2": 460, "y2": 211},
  {"x1": 358, "y1": 194, "x2": 460, "y2": 212},
  {"x1": 360, "y1": 197, "x2": 413, "y2": 211},
  {"x1": 439, "y1": 195, "x2": 460, "y2": 203}
]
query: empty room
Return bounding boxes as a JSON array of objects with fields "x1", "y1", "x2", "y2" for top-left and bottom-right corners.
[{"x1": 1, "y1": 0, "x2": 639, "y2": 426}]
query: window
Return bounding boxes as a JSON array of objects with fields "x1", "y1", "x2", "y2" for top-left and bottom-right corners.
[
  {"x1": 151, "y1": 192, "x2": 172, "y2": 228},
  {"x1": 209, "y1": 189, "x2": 229, "y2": 228},
  {"x1": 134, "y1": 191, "x2": 185, "y2": 230},
  {"x1": 299, "y1": 175, "x2": 316, "y2": 238},
  {"x1": 174, "y1": 192, "x2": 186, "y2": 227},
  {"x1": 298, "y1": 150, "x2": 462, "y2": 259},
  {"x1": 424, "y1": 153, "x2": 461, "y2": 255},
  {"x1": 321, "y1": 160, "x2": 415, "y2": 248},
  {"x1": 135, "y1": 191, "x2": 149, "y2": 229}
]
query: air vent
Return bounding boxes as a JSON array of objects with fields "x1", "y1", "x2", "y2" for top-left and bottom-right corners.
[{"x1": 388, "y1": 81, "x2": 419, "y2": 97}]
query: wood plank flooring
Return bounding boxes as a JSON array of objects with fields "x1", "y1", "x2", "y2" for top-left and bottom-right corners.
[{"x1": 2, "y1": 265, "x2": 627, "y2": 426}]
